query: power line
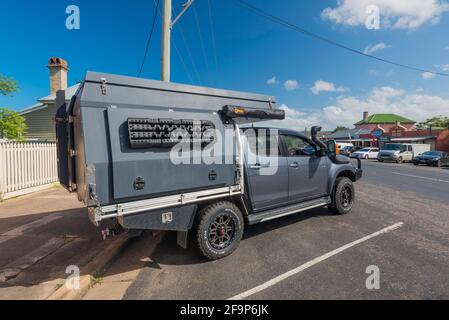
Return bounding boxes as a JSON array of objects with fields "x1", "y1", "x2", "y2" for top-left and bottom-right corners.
[
  {"x1": 233, "y1": 0, "x2": 449, "y2": 77},
  {"x1": 174, "y1": 19, "x2": 203, "y2": 85},
  {"x1": 207, "y1": 0, "x2": 219, "y2": 78},
  {"x1": 193, "y1": 2, "x2": 212, "y2": 80},
  {"x1": 138, "y1": 0, "x2": 160, "y2": 77},
  {"x1": 172, "y1": 38, "x2": 195, "y2": 83}
]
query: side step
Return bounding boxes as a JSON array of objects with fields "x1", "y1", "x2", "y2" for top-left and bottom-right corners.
[{"x1": 247, "y1": 196, "x2": 331, "y2": 225}]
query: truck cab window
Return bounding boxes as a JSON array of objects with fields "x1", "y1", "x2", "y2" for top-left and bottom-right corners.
[
  {"x1": 243, "y1": 129, "x2": 280, "y2": 157},
  {"x1": 282, "y1": 135, "x2": 315, "y2": 157}
]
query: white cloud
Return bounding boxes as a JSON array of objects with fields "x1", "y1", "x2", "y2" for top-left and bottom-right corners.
[
  {"x1": 322, "y1": 0, "x2": 449, "y2": 30},
  {"x1": 363, "y1": 43, "x2": 390, "y2": 55},
  {"x1": 368, "y1": 69, "x2": 378, "y2": 75},
  {"x1": 267, "y1": 87, "x2": 449, "y2": 131},
  {"x1": 267, "y1": 76, "x2": 278, "y2": 85},
  {"x1": 416, "y1": 87, "x2": 425, "y2": 93},
  {"x1": 264, "y1": 104, "x2": 319, "y2": 131},
  {"x1": 444, "y1": 46, "x2": 449, "y2": 50},
  {"x1": 422, "y1": 72, "x2": 436, "y2": 80},
  {"x1": 434, "y1": 64, "x2": 449, "y2": 71},
  {"x1": 311, "y1": 80, "x2": 346, "y2": 95},
  {"x1": 284, "y1": 80, "x2": 299, "y2": 91}
]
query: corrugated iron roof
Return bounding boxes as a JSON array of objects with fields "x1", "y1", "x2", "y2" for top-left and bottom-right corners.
[{"x1": 355, "y1": 113, "x2": 415, "y2": 125}]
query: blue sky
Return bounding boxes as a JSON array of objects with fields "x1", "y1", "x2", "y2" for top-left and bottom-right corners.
[{"x1": 1, "y1": 0, "x2": 449, "y2": 129}]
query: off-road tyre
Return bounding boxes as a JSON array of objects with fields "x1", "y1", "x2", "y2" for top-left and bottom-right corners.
[
  {"x1": 328, "y1": 177, "x2": 355, "y2": 215},
  {"x1": 194, "y1": 201, "x2": 244, "y2": 260}
]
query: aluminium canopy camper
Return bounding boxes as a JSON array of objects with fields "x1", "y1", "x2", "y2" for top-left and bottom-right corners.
[{"x1": 55, "y1": 72, "x2": 284, "y2": 226}]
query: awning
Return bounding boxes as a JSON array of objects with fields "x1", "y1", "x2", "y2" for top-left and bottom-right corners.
[{"x1": 390, "y1": 136, "x2": 436, "y2": 142}]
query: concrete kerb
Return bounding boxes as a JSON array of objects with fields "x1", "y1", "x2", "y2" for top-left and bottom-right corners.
[{"x1": 46, "y1": 233, "x2": 131, "y2": 300}]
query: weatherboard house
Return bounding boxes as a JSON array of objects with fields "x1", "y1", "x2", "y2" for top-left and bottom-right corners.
[{"x1": 20, "y1": 58, "x2": 79, "y2": 141}]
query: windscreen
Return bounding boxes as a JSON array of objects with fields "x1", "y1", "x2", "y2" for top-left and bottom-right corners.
[{"x1": 383, "y1": 144, "x2": 405, "y2": 152}]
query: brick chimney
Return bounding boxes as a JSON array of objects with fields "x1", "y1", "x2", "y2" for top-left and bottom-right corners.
[
  {"x1": 48, "y1": 57, "x2": 68, "y2": 94},
  {"x1": 363, "y1": 111, "x2": 369, "y2": 122}
]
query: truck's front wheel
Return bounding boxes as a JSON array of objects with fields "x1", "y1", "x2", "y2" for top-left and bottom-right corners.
[
  {"x1": 194, "y1": 201, "x2": 244, "y2": 260},
  {"x1": 328, "y1": 177, "x2": 355, "y2": 215}
]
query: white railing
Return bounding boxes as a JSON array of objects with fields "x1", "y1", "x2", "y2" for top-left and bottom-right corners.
[{"x1": 0, "y1": 141, "x2": 58, "y2": 200}]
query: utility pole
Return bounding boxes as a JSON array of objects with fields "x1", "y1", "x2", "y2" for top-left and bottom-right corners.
[
  {"x1": 161, "y1": 0, "x2": 172, "y2": 82},
  {"x1": 161, "y1": 0, "x2": 194, "y2": 82}
]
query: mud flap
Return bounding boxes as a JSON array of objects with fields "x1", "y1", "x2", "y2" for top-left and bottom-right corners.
[{"x1": 177, "y1": 231, "x2": 189, "y2": 249}]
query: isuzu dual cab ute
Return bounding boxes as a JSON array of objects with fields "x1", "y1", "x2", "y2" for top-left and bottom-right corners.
[{"x1": 56, "y1": 72, "x2": 362, "y2": 260}]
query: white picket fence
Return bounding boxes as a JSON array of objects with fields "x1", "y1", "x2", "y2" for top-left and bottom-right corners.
[{"x1": 0, "y1": 141, "x2": 58, "y2": 200}]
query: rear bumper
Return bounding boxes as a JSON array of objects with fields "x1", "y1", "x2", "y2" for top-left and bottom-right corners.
[
  {"x1": 354, "y1": 157, "x2": 363, "y2": 181},
  {"x1": 412, "y1": 159, "x2": 436, "y2": 165},
  {"x1": 355, "y1": 168, "x2": 363, "y2": 181}
]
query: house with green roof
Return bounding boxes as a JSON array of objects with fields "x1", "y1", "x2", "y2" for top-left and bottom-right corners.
[{"x1": 354, "y1": 112, "x2": 416, "y2": 132}]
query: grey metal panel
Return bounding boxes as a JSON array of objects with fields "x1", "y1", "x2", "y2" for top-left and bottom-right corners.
[
  {"x1": 69, "y1": 71, "x2": 280, "y2": 207},
  {"x1": 80, "y1": 72, "x2": 275, "y2": 114},
  {"x1": 118, "y1": 204, "x2": 197, "y2": 231},
  {"x1": 106, "y1": 107, "x2": 236, "y2": 201},
  {"x1": 85, "y1": 71, "x2": 274, "y2": 104}
]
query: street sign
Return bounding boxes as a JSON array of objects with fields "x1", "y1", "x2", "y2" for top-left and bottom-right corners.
[{"x1": 372, "y1": 130, "x2": 383, "y2": 138}]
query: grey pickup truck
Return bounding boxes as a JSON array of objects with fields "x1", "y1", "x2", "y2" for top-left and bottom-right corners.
[{"x1": 55, "y1": 72, "x2": 362, "y2": 260}]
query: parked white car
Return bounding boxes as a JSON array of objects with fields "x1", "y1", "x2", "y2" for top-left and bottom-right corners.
[
  {"x1": 351, "y1": 147, "x2": 379, "y2": 159},
  {"x1": 378, "y1": 143, "x2": 431, "y2": 163}
]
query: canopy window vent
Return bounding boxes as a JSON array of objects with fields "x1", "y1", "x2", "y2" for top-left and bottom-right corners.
[{"x1": 128, "y1": 118, "x2": 216, "y2": 148}]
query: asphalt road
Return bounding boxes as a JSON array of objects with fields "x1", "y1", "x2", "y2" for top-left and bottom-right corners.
[
  {"x1": 362, "y1": 160, "x2": 449, "y2": 204},
  {"x1": 124, "y1": 161, "x2": 449, "y2": 300}
]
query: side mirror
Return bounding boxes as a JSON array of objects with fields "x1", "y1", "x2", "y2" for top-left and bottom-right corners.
[
  {"x1": 326, "y1": 140, "x2": 337, "y2": 156},
  {"x1": 316, "y1": 148, "x2": 325, "y2": 157}
]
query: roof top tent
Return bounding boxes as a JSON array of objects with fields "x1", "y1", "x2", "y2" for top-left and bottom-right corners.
[{"x1": 56, "y1": 72, "x2": 284, "y2": 212}]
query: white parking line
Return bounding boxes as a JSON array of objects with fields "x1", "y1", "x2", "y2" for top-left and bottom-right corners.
[
  {"x1": 392, "y1": 172, "x2": 449, "y2": 184},
  {"x1": 228, "y1": 222, "x2": 404, "y2": 300}
]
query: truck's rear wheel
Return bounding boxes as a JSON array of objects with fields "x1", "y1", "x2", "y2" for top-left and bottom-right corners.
[
  {"x1": 328, "y1": 177, "x2": 355, "y2": 215},
  {"x1": 195, "y1": 201, "x2": 244, "y2": 260}
]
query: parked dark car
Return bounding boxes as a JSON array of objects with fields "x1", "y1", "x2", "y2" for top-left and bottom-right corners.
[{"x1": 412, "y1": 151, "x2": 449, "y2": 167}]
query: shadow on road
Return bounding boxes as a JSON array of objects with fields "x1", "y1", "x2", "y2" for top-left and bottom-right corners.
[
  {"x1": 0, "y1": 206, "x2": 118, "y2": 291},
  {"x1": 146, "y1": 206, "x2": 334, "y2": 268}
]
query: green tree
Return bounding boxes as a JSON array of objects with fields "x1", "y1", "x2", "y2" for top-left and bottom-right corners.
[
  {"x1": 0, "y1": 73, "x2": 19, "y2": 96},
  {"x1": 332, "y1": 126, "x2": 350, "y2": 133},
  {"x1": 0, "y1": 108, "x2": 28, "y2": 141},
  {"x1": 416, "y1": 116, "x2": 449, "y2": 130},
  {"x1": 0, "y1": 73, "x2": 27, "y2": 141}
]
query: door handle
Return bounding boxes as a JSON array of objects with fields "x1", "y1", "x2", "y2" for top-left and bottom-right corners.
[
  {"x1": 289, "y1": 162, "x2": 300, "y2": 168},
  {"x1": 250, "y1": 164, "x2": 269, "y2": 170}
]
